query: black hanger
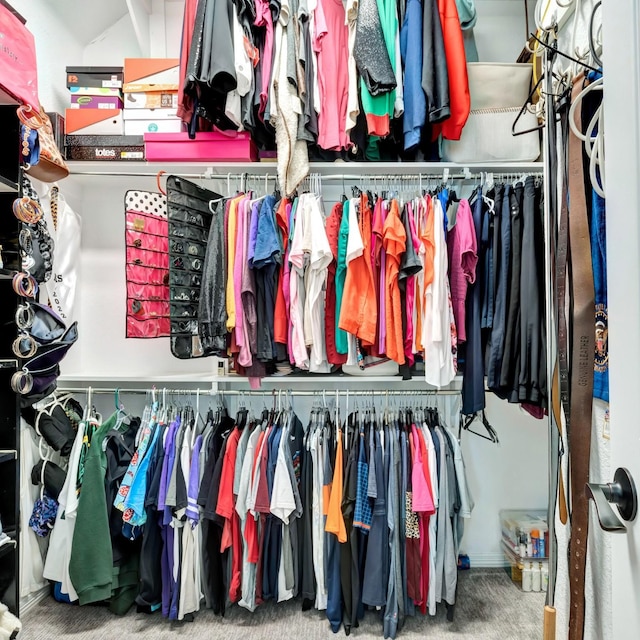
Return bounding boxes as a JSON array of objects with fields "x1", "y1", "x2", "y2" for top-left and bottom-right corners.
[
  {"x1": 530, "y1": 33, "x2": 600, "y2": 75},
  {"x1": 236, "y1": 407, "x2": 248, "y2": 430},
  {"x1": 460, "y1": 411, "x2": 499, "y2": 444}
]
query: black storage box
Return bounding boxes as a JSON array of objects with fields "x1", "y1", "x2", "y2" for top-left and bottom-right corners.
[
  {"x1": 66, "y1": 66, "x2": 124, "y2": 89},
  {"x1": 65, "y1": 135, "x2": 144, "y2": 161}
]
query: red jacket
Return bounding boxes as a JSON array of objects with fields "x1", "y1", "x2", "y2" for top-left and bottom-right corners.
[{"x1": 435, "y1": 0, "x2": 470, "y2": 140}]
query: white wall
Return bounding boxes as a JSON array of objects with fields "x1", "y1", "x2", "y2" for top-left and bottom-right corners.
[
  {"x1": 474, "y1": 0, "x2": 534, "y2": 62},
  {"x1": 461, "y1": 394, "x2": 548, "y2": 565},
  {"x1": 10, "y1": 0, "x2": 84, "y2": 113},
  {"x1": 83, "y1": 14, "x2": 143, "y2": 65}
]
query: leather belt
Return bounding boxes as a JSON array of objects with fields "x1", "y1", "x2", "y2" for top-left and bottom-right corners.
[{"x1": 566, "y1": 74, "x2": 596, "y2": 640}]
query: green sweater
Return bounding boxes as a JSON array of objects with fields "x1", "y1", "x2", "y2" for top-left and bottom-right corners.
[{"x1": 68, "y1": 412, "x2": 117, "y2": 606}]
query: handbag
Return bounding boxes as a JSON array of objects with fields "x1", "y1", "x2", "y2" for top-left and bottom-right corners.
[
  {"x1": 0, "y1": 3, "x2": 39, "y2": 109},
  {"x1": 441, "y1": 62, "x2": 540, "y2": 163},
  {"x1": 11, "y1": 321, "x2": 78, "y2": 400},
  {"x1": 17, "y1": 105, "x2": 69, "y2": 182}
]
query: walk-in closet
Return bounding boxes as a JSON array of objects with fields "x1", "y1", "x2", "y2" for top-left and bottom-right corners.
[{"x1": 0, "y1": 0, "x2": 632, "y2": 639}]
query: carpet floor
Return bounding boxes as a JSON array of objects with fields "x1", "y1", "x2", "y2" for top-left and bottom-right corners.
[{"x1": 22, "y1": 569, "x2": 545, "y2": 640}]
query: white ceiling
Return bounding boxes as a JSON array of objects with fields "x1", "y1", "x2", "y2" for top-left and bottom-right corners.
[{"x1": 47, "y1": 0, "x2": 130, "y2": 45}]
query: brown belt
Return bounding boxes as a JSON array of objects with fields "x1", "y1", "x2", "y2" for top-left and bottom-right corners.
[{"x1": 566, "y1": 74, "x2": 596, "y2": 640}]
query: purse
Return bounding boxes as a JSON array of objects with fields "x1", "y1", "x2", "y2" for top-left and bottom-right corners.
[
  {"x1": 11, "y1": 322, "x2": 78, "y2": 400},
  {"x1": 14, "y1": 301, "x2": 67, "y2": 357},
  {"x1": 441, "y1": 62, "x2": 541, "y2": 163},
  {"x1": 17, "y1": 105, "x2": 69, "y2": 182}
]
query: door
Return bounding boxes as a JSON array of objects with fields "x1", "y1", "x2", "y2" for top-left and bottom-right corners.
[{"x1": 601, "y1": 1, "x2": 640, "y2": 638}]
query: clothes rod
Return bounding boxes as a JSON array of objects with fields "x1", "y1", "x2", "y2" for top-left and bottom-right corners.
[
  {"x1": 68, "y1": 170, "x2": 543, "y2": 181},
  {"x1": 57, "y1": 387, "x2": 461, "y2": 397}
]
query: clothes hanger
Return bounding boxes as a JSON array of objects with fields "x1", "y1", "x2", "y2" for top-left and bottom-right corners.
[
  {"x1": 530, "y1": 32, "x2": 600, "y2": 75},
  {"x1": 461, "y1": 411, "x2": 499, "y2": 443}
]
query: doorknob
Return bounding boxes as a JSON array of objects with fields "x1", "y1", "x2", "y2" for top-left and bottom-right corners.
[{"x1": 585, "y1": 467, "x2": 638, "y2": 533}]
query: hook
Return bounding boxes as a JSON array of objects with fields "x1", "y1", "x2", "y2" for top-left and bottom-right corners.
[{"x1": 156, "y1": 170, "x2": 167, "y2": 196}]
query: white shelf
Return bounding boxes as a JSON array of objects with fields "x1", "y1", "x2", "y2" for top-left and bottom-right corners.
[
  {"x1": 58, "y1": 374, "x2": 216, "y2": 384},
  {"x1": 216, "y1": 374, "x2": 463, "y2": 388},
  {"x1": 66, "y1": 160, "x2": 544, "y2": 179}
]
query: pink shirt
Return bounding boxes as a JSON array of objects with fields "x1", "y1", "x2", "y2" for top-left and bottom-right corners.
[
  {"x1": 255, "y1": 0, "x2": 274, "y2": 120},
  {"x1": 377, "y1": 202, "x2": 389, "y2": 355},
  {"x1": 236, "y1": 198, "x2": 254, "y2": 367},
  {"x1": 314, "y1": 0, "x2": 350, "y2": 150},
  {"x1": 446, "y1": 199, "x2": 477, "y2": 343},
  {"x1": 411, "y1": 426, "x2": 435, "y2": 513}
]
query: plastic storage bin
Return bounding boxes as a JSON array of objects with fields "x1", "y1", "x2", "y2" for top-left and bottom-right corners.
[{"x1": 500, "y1": 509, "x2": 548, "y2": 559}]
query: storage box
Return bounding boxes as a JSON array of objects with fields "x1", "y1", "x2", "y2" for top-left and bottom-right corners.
[
  {"x1": 71, "y1": 95, "x2": 124, "y2": 110},
  {"x1": 123, "y1": 58, "x2": 180, "y2": 93},
  {"x1": 46, "y1": 112, "x2": 66, "y2": 159},
  {"x1": 65, "y1": 109, "x2": 123, "y2": 136},
  {"x1": 144, "y1": 131, "x2": 258, "y2": 162},
  {"x1": 123, "y1": 107, "x2": 182, "y2": 136},
  {"x1": 69, "y1": 86, "x2": 123, "y2": 98},
  {"x1": 66, "y1": 66, "x2": 123, "y2": 89},
  {"x1": 124, "y1": 91, "x2": 178, "y2": 110},
  {"x1": 65, "y1": 135, "x2": 144, "y2": 161}
]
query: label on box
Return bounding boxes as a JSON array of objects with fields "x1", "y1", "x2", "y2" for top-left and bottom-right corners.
[
  {"x1": 124, "y1": 92, "x2": 178, "y2": 110},
  {"x1": 66, "y1": 144, "x2": 145, "y2": 161},
  {"x1": 103, "y1": 79, "x2": 122, "y2": 88}
]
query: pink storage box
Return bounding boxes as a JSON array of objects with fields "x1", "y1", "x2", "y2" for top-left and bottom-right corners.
[{"x1": 144, "y1": 131, "x2": 258, "y2": 162}]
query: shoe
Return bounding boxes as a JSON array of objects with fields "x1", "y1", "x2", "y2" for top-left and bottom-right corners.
[{"x1": 0, "y1": 603, "x2": 21, "y2": 639}]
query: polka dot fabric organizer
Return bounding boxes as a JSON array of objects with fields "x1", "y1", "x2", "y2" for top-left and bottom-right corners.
[{"x1": 124, "y1": 190, "x2": 171, "y2": 338}]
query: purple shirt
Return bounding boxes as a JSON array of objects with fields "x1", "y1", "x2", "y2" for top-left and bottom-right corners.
[
  {"x1": 158, "y1": 418, "x2": 180, "y2": 527},
  {"x1": 247, "y1": 199, "x2": 261, "y2": 266},
  {"x1": 186, "y1": 435, "x2": 203, "y2": 524}
]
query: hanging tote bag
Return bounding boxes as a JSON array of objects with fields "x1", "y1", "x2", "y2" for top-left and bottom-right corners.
[
  {"x1": 0, "y1": 3, "x2": 39, "y2": 109},
  {"x1": 441, "y1": 62, "x2": 540, "y2": 163}
]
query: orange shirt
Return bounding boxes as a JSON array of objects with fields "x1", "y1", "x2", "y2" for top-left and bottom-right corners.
[
  {"x1": 383, "y1": 199, "x2": 407, "y2": 364},
  {"x1": 325, "y1": 429, "x2": 347, "y2": 543},
  {"x1": 339, "y1": 193, "x2": 377, "y2": 345}
]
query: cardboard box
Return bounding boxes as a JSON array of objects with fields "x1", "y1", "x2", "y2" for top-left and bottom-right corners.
[
  {"x1": 69, "y1": 86, "x2": 123, "y2": 98},
  {"x1": 123, "y1": 108, "x2": 179, "y2": 121},
  {"x1": 123, "y1": 58, "x2": 180, "y2": 93},
  {"x1": 123, "y1": 108, "x2": 182, "y2": 135},
  {"x1": 65, "y1": 109, "x2": 124, "y2": 136},
  {"x1": 124, "y1": 91, "x2": 178, "y2": 110},
  {"x1": 66, "y1": 66, "x2": 123, "y2": 89},
  {"x1": 124, "y1": 119, "x2": 183, "y2": 136},
  {"x1": 71, "y1": 95, "x2": 124, "y2": 110},
  {"x1": 65, "y1": 135, "x2": 144, "y2": 161}
]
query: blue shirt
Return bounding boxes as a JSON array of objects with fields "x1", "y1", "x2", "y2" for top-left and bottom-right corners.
[{"x1": 400, "y1": 0, "x2": 426, "y2": 151}]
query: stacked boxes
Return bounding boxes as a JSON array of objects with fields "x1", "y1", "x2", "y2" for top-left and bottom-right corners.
[
  {"x1": 122, "y1": 59, "x2": 182, "y2": 136},
  {"x1": 64, "y1": 66, "x2": 145, "y2": 161}
]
